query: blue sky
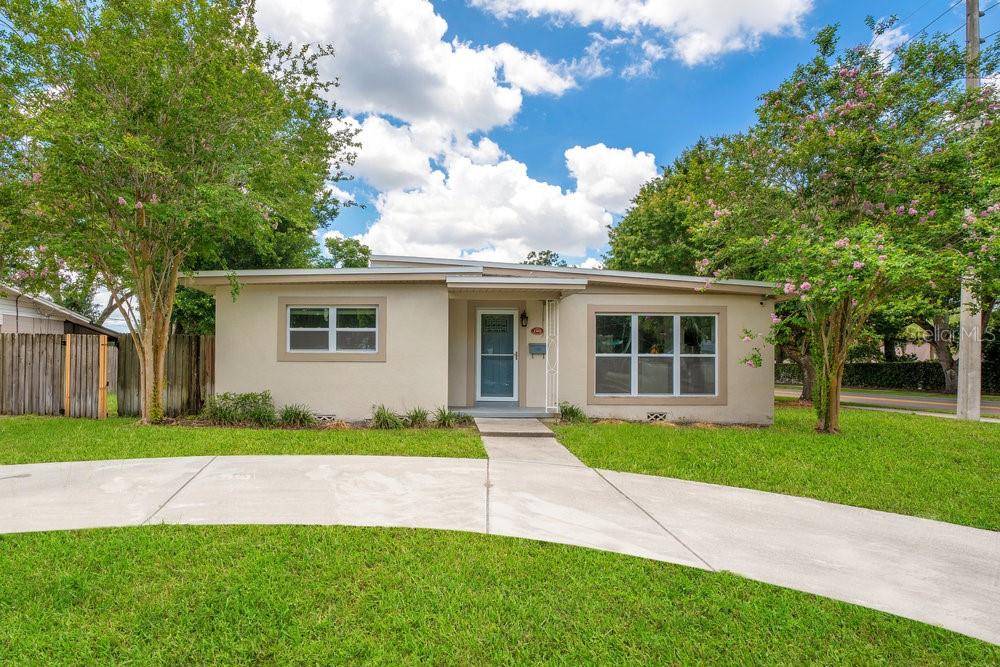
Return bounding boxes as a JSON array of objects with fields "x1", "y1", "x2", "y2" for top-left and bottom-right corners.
[{"x1": 254, "y1": 0, "x2": 995, "y2": 266}]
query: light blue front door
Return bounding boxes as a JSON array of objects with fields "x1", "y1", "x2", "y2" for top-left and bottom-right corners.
[{"x1": 477, "y1": 311, "x2": 517, "y2": 401}]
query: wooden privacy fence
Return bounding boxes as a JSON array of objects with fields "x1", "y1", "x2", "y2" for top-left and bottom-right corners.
[
  {"x1": 0, "y1": 333, "x2": 109, "y2": 418},
  {"x1": 117, "y1": 335, "x2": 215, "y2": 417}
]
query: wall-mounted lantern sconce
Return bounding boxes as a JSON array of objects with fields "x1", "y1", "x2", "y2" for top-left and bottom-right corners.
[{"x1": 520, "y1": 311, "x2": 529, "y2": 328}]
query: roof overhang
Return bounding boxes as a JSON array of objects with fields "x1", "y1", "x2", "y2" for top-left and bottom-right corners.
[
  {"x1": 373, "y1": 254, "x2": 781, "y2": 297},
  {"x1": 183, "y1": 266, "x2": 483, "y2": 292},
  {"x1": 1, "y1": 285, "x2": 120, "y2": 337}
]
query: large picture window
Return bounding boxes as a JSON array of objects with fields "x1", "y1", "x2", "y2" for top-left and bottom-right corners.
[
  {"x1": 594, "y1": 313, "x2": 717, "y2": 396},
  {"x1": 287, "y1": 305, "x2": 378, "y2": 353}
]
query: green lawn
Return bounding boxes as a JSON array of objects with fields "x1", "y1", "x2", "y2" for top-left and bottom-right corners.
[
  {"x1": 0, "y1": 416, "x2": 485, "y2": 464},
  {"x1": 554, "y1": 405, "x2": 1000, "y2": 531},
  {"x1": 0, "y1": 525, "x2": 994, "y2": 664}
]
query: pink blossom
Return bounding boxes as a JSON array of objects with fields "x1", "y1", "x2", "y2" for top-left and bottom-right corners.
[
  {"x1": 830, "y1": 287, "x2": 838, "y2": 293},
  {"x1": 907, "y1": 208, "x2": 917, "y2": 216},
  {"x1": 799, "y1": 281, "x2": 812, "y2": 292},
  {"x1": 827, "y1": 128, "x2": 836, "y2": 137},
  {"x1": 134, "y1": 201, "x2": 144, "y2": 210},
  {"x1": 38, "y1": 244, "x2": 47, "y2": 253},
  {"x1": 117, "y1": 197, "x2": 126, "y2": 206},
  {"x1": 742, "y1": 335, "x2": 753, "y2": 342},
  {"x1": 896, "y1": 205, "x2": 906, "y2": 214},
  {"x1": 745, "y1": 360, "x2": 755, "y2": 367},
  {"x1": 834, "y1": 238, "x2": 849, "y2": 249},
  {"x1": 31, "y1": 173, "x2": 41, "y2": 183},
  {"x1": 769, "y1": 313, "x2": 782, "y2": 324},
  {"x1": 783, "y1": 282, "x2": 796, "y2": 294},
  {"x1": 852, "y1": 260, "x2": 864, "y2": 269},
  {"x1": 878, "y1": 255, "x2": 887, "y2": 262}
]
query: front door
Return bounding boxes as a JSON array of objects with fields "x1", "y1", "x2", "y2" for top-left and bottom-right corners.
[{"x1": 476, "y1": 310, "x2": 518, "y2": 402}]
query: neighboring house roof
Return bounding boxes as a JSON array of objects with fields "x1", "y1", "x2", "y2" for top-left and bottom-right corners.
[
  {"x1": 185, "y1": 255, "x2": 781, "y2": 298},
  {"x1": 0, "y1": 285, "x2": 119, "y2": 338}
]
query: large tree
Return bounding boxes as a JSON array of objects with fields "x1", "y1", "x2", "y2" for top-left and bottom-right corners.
[
  {"x1": 4, "y1": 0, "x2": 356, "y2": 421},
  {"x1": 688, "y1": 26, "x2": 997, "y2": 432}
]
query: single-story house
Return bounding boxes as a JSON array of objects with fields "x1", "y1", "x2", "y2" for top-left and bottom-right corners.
[
  {"x1": 0, "y1": 285, "x2": 119, "y2": 338},
  {"x1": 187, "y1": 255, "x2": 779, "y2": 424}
]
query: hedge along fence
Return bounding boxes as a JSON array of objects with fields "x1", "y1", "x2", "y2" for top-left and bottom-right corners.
[{"x1": 776, "y1": 361, "x2": 1000, "y2": 393}]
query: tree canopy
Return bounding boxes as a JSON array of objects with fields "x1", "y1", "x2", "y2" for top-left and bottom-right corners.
[{"x1": 3, "y1": 0, "x2": 356, "y2": 420}]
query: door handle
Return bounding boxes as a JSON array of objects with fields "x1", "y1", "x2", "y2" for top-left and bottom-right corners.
[{"x1": 514, "y1": 351, "x2": 518, "y2": 360}]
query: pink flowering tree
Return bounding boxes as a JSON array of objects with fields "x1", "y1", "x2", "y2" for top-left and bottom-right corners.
[
  {"x1": 3, "y1": 0, "x2": 356, "y2": 422},
  {"x1": 687, "y1": 26, "x2": 996, "y2": 433}
]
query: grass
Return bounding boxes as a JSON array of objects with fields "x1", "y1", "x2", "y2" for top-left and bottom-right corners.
[
  {"x1": 0, "y1": 525, "x2": 996, "y2": 665},
  {"x1": 554, "y1": 405, "x2": 1000, "y2": 531},
  {"x1": 0, "y1": 416, "x2": 485, "y2": 464}
]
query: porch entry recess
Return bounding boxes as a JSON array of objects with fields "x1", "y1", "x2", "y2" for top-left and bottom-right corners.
[{"x1": 476, "y1": 309, "x2": 518, "y2": 402}]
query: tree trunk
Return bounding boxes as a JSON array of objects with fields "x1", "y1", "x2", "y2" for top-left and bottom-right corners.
[
  {"x1": 130, "y1": 258, "x2": 181, "y2": 424},
  {"x1": 811, "y1": 301, "x2": 853, "y2": 434},
  {"x1": 928, "y1": 315, "x2": 958, "y2": 394},
  {"x1": 781, "y1": 343, "x2": 814, "y2": 402},
  {"x1": 800, "y1": 355, "x2": 816, "y2": 402},
  {"x1": 883, "y1": 336, "x2": 897, "y2": 362}
]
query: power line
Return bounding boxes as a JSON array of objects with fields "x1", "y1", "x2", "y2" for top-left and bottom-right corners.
[{"x1": 896, "y1": 0, "x2": 965, "y2": 52}]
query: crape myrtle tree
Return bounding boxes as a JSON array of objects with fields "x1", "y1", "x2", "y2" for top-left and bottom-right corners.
[
  {"x1": 687, "y1": 26, "x2": 998, "y2": 433},
  {"x1": 608, "y1": 143, "x2": 820, "y2": 401},
  {"x1": 3, "y1": 0, "x2": 356, "y2": 421}
]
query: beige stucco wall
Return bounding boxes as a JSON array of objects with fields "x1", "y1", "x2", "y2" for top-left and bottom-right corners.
[
  {"x1": 557, "y1": 289, "x2": 775, "y2": 424},
  {"x1": 215, "y1": 283, "x2": 449, "y2": 420}
]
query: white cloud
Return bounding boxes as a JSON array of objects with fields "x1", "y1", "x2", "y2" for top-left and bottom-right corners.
[
  {"x1": 580, "y1": 257, "x2": 605, "y2": 269},
  {"x1": 255, "y1": 0, "x2": 576, "y2": 133},
  {"x1": 871, "y1": 25, "x2": 908, "y2": 65},
  {"x1": 255, "y1": 0, "x2": 660, "y2": 262},
  {"x1": 346, "y1": 117, "x2": 435, "y2": 191},
  {"x1": 565, "y1": 143, "x2": 657, "y2": 214},
  {"x1": 357, "y1": 142, "x2": 655, "y2": 262},
  {"x1": 489, "y1": 43, "x2": 576, "y2": 94},
  {"x1": 622, "y1": 40, "x2": 668, "y2": 78},
  {"x1": 470, "y1": 0, "x2": 812, "y2": 66}
]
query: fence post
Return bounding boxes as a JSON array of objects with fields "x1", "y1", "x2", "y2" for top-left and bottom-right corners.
[
  {"x1": 63, "y1": 333, "x2": 72, "y2": 417},
  {"x1": 98, "y1": 335, "x2": 108, "y2": 419}
]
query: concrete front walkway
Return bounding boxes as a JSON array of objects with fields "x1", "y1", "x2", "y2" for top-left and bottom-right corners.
[{"x1": 1, "y1": 421, "x2": 998, "y2": 645}]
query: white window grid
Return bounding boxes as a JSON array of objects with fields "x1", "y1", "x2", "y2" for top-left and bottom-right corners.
[
  {"x1": 287, "y1": 306, "x2": 378, "y2": 353},
  {"x1": 595, "y1": 313, "x2": 718, "y2": 397}
]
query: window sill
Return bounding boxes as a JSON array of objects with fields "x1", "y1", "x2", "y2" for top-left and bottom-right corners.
[
  {"x1": 276, "y1": 350, "x2": 386, "y2": 362},
  {"x1": 588, "y1": 394, "x2": 726, "y2": 406}
]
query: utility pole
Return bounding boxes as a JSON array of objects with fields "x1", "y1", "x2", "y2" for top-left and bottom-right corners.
[{"x1": 957, "y1": 0, "x2": 983, "y2": 420}]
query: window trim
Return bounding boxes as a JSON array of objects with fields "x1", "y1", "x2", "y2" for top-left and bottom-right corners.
[
  {"x1": 587, "y1": 305, "x2": 727, "y2": 406},
  {"x1": 277, "y1": 297, "x2": 387, "y2": 362}
]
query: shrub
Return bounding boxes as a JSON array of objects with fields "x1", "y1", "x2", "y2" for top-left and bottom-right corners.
[
  {"x1": 775, "y1": 361, "x2": 999, "y2": 393},
  {"x1": 202, "y1": 391, "x2": 277, "y2": 426},
  {"x1": 558, "y1": 402, "x2": 588, "y2": 424},
  {"x1": 404, "y1": 407, "x2": 430, "y2": 428},
  {"x1": 433, "y1": 406, "x2": 472, "y2": 428},
  {"x1": 371, "y1": 404, "x2": 404, "y2": 429},
  {"x1": 279, "y1": 403, "x2": 317, "y2": 427}
]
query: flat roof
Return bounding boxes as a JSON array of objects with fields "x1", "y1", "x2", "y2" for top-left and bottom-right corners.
[
  {"x1": 371, "y1": 254, "x2": 780, "y2": 290},
  {"x1": 186, "y1": 256, "x2": 780, "y2": 297}
]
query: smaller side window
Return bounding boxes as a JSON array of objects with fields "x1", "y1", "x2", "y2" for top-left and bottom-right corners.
[{"x1": 288, "y1": 307, "x2": 330, "y2": 351}]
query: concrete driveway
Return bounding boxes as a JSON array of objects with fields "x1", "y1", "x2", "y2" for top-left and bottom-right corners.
[{"x1": 2, "y1": 449, "x2": 998, "y2": 645}]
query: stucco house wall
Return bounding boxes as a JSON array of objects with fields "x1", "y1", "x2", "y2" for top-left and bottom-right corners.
[{"x1": 215, "y1": 283, "x2": 449, "y2": 419}]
